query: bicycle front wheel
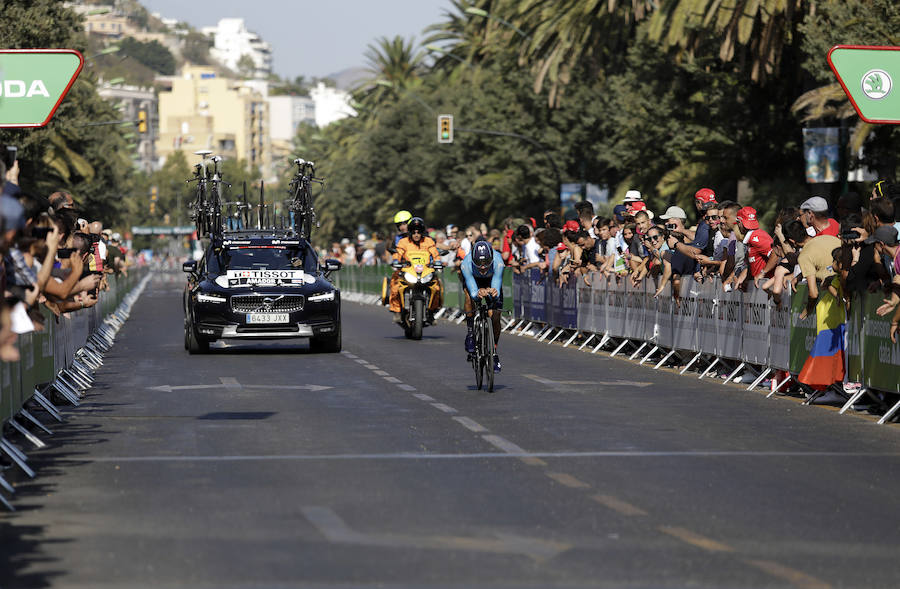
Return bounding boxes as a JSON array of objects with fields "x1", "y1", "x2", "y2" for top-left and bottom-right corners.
[
  {"x1": 473, "y1": 315, "x2": 484, "y2": 390},
  {"x1": 483, "y1": 312, "x2": 495, "y2": 393}
]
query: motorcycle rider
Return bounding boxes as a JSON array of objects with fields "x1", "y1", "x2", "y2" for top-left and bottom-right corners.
[
  {"x1": 386, "y1": 210, "x2": 412, "y2": 256},
  {"x1": 390, "y1": 217, "x2": 443, "y2": 322},
  {"x1": 461, "y1": 238, "x2": 505, "y2": 373}
]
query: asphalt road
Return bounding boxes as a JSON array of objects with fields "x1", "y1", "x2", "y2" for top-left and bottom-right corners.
[{"x1": 3, "y1": 272, "x2": 900, "y2": 588}]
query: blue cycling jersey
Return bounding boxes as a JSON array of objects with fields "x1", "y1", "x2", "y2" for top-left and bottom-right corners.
[{"x1": 460, "y1": 250, "x2": 505, "y2": 300}]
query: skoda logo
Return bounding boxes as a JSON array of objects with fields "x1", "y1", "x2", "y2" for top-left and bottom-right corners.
[{"x1": 862, "y1": 69, "x2": 892, "y2": 100}]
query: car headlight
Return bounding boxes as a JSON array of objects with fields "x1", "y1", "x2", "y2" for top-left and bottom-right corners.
[
  {"x1": 307, "y1": 291, "x2": 335, "y2": 302},
  {"x1": 197, "y1": 292, "x2": 227, "y2": 304},
  {"x1": 419, "y1": 273, "x2": 432, "y2": 283},
  {"x1": 404, "y1": 272, "x2": 418, "y2": 283}
]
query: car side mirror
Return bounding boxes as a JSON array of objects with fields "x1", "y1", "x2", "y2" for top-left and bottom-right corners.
[
  {"x1": 182, "y1": 260, "x2": 197, "y2": 273},
  {"x1": 321, "y1": 258, "x2": 342, "y2": 272}
]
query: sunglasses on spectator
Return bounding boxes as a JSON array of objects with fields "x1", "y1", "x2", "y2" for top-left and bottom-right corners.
[
  {"x1": 466, "y1": 232, "x2": 474, "y2": 238},
  {"x1": 648, "y1": 234, "x2": 662, "y2": 241},
  {"x1": 705, "y1": 214, "x2": 720, "y2": 220}
]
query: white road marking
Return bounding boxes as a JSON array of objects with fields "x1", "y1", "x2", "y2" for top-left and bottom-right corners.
[
  {"x1": 342, "y1": 353, "x2": 358, "y2": 359},
  {"x1": 300, "y1": 506, "x2": 570, "y2": 561},
  {"x1": 374, "y1": 370, "x2": 389, "y2": 376},
  {"x1": 364, "y1": 364, "x2": 379, "y2": 370},
  {"x1": 430, "y1": 403, "x2": 458, "y2": 414},
  {"x1": 397, "y1": 384, "x2": 417, "y2": 391},
  {"x1": 354, "y1": 359, "x2": 368, "y2": 364},
  {"x1": 220, "y1": 377, "x2": 241, "y2": 390},
  {"x1": 149, "y1": 384, "x2": 332, "y2": 392},
  {"x1": 452, "y1": 416, "x2": 488, "y2": 433},
  {"x1": 481, "y1": 435, "x2": 528, "y2": 455},
  {"x1": 412, "y1": 393, "x2": 435, "y2": 402},
  {"x1": 83, "y1": 450, "x2": 900, "y2": 462},
  {"x1": 523, "y1": 374, "x2": 653, "y2": 388},
  {"x1": 383, "y1": 376, "x2": 401, "y2": 383}
]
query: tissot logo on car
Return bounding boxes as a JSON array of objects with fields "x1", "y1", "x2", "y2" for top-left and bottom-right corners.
[{"x1": 234, "y1": 270, "x2": 301, "y2": 279}]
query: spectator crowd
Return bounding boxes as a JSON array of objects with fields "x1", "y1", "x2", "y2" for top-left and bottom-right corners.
[
  {"x1": 327, "y1": 181, "x2": 900, "y2": 406},
  {"x1": 0, "y1": 146, "x2": 133, "y2": 364}
]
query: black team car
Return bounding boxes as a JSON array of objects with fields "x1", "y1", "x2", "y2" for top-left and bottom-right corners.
[{"x1": 182, "y1": 230, "x2": 342, "y2": 354}]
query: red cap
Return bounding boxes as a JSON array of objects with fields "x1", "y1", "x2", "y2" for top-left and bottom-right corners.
[
  {"x1": 695, "y1": 188, "x2": 717, "y2": 204},
  {"x1": 562, "y1": 220, "x2": 581, "y2": 232},
  {"x1": 737, "y1": 206, "x2": 759, "y2": 230}
]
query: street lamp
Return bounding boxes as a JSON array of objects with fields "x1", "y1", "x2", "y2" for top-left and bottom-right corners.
[{"x1": 464, "y1": 7, "x2": 531, "y2": 40}]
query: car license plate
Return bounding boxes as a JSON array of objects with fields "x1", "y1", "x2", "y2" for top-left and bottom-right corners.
[{"x1": 246, "y1": 313, "x2": 289, "y2": 324}]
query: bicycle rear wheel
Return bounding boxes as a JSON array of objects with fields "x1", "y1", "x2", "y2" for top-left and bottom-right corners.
[{"x1": 484, "y1": 312, "x2": 495, "y2": 393}]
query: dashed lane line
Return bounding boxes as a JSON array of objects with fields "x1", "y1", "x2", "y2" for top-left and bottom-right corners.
[
  {"x1": 658, "y1": 526, "x2": 734, "y2": 553},
  {"x1": 742, "y1": 559, "x2": 831, "y2": 589},
  {"x1": 412, "y1": 393, "x2": 435, "y2": 402},
  {"x1": 374, "y1": 370, "x2": 389, "y2": 376},
  {"x1": 591, "y1": 494, "x2": 648, "y2": 516},
  {"x1": 397, "y1": 384, "x2": 417, "y2": 391},
  {"x1": 452, "y1": 416, "x2": 488, "y2": 433},
  {"x1": 383, "y1": 376, "x2": 401, "y2": 383},
  {"x1": 481, "y1": 434, "x2": 547, "y2": 466},
  {"x1": 430, "y1": 403, "x2": 458, "y2": 414},
  {"x1": 545, "y1": 472, "x2": 590, "y2": 488}
]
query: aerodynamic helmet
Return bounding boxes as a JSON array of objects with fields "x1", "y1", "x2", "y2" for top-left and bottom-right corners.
[
  {"x1": 407, "y1": 217, "x2": 427, "y2": 235},
  {"x1": 393, "y1": 210, "x2": 413, "y2": 225},
  {"x1": 471, "y1": 239, "x2": 494, "y2": 271}
]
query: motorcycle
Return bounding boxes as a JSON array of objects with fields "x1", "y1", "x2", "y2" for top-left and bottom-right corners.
[{"x1": 383, "y1": 251, "x2": 443, "y2": 340}]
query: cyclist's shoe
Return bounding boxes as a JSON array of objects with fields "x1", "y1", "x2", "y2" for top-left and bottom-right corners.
[
  {"x1": 465, "y1": 331, "x2": 475, "y2": 353},
  {"x1": 493, "y1": 354, "x2": 501, "y2": 373}
]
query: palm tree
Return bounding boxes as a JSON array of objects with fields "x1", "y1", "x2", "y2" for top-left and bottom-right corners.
[
  {"x1": 646, "y1": 0, "x2": 814, "y2": 85},
  {"x1": 355, "y1": 35, "x2": 426, "y2": 111},
  {"x1": 497, "y1": 0, "x2": 655, "y2": 106}
]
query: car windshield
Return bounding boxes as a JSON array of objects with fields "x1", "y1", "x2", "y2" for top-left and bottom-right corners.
[{"x1": 210, "y1": 246, "x2": 318, "y2": 273}]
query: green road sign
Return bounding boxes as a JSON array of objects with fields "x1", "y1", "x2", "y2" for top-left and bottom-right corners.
[
  {"x1": 828, "y1": 45, "x2": 900, "y2": 124},
  {"x1": 0, "y1": 49, "x2": 84, "y2": 128}
]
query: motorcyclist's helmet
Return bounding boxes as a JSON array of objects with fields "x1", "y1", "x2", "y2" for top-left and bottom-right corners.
[
  {"x1": 472, "y1": 238, "x2": 494, "y2": 272},
  {"x1": 407, "y1": 217, "x2": 426, "y2": 236},
  {"x1": 393, "y1": 210, "x2": 413, "y2": 225}
]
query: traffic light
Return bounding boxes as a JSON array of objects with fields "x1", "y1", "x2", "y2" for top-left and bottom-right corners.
[
  {"x1": 137, "y1": 109, "x2": 147, "y2": 133},
  {"x1": 150, "y1": 185, "x2": 157, "y2": 214},
  {"x1": 438, "y1": 114, "x2": 453, "y2": 144}
]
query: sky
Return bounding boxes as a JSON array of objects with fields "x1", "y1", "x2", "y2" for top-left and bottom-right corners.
[{"x1": 139, "y1": 0, "x2": 455, "y2": 79}]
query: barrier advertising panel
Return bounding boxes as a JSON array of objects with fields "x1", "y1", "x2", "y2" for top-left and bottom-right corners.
[
  {"x1": 695, "y1": 280, "x2": 718, "y2": 355},
  {"x1": 789, "y1": 284, "x2": 817, "y2": 374},
  {"x1": 716, "y1": 285, "x2": 743, "y2": 361},
  {"x1": 576, "y1": 274, "x2": 594, "y2": 333},
  {"x1": 606, "y1": 278, "x2": 627, "y2": 338},
  {"x1": 671, "y1": 279, "x2": 698, "y2": 351},
  {"x1": 769, "y1": 292, "x2": 791, "y2": 371},
  {"x1": 862, "y1": 294, "x2": 900, "y2": 393},
  {"x1": 741, "y1": 285, "x2": 770, "y2": 366}
]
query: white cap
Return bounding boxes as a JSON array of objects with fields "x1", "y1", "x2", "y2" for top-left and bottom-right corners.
[
  {"x1": 357, "y1": 233, "x2": 366, "y2": 242},
  {"x1": 659, "y1": 206, "x2": 687, "y2": 220},
  {"x1": 111, "y1": 232, "x2": 121, "y2": 241},
  {"x1": 623, "y1": 190, "x2": 643, "y2": 203}
]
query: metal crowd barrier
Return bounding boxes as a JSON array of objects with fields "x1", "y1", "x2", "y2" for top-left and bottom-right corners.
[
  {"x1": 333, "y1": 264, "x2": 514, "y2": 314},
  {"x1": 506, "y1": 269, "x2": 900, "y2": 421},
  {"x1": 0, "y1": 269, "x2": 150, "y2": 509}
]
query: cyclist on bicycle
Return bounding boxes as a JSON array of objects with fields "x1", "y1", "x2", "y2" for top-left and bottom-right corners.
[
  {"x1": 389, "y1": 217, "x2": 443, "y2": 321},
  {"x1": 461, "y1": 238, "x2": 505, "y2": 373}
]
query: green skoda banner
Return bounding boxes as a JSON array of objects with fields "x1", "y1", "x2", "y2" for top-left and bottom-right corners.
[
  {"x1": 828, "y1": 45, "x2": 900, "y2": 124},
  {"x1": 0, "y1": 49, "x2": 84, "y2": 128}
]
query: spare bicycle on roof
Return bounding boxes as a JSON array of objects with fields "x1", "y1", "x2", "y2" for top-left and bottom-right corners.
[{"x1": 187, "y1": 153, "x2": 325, "y2": 240}]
